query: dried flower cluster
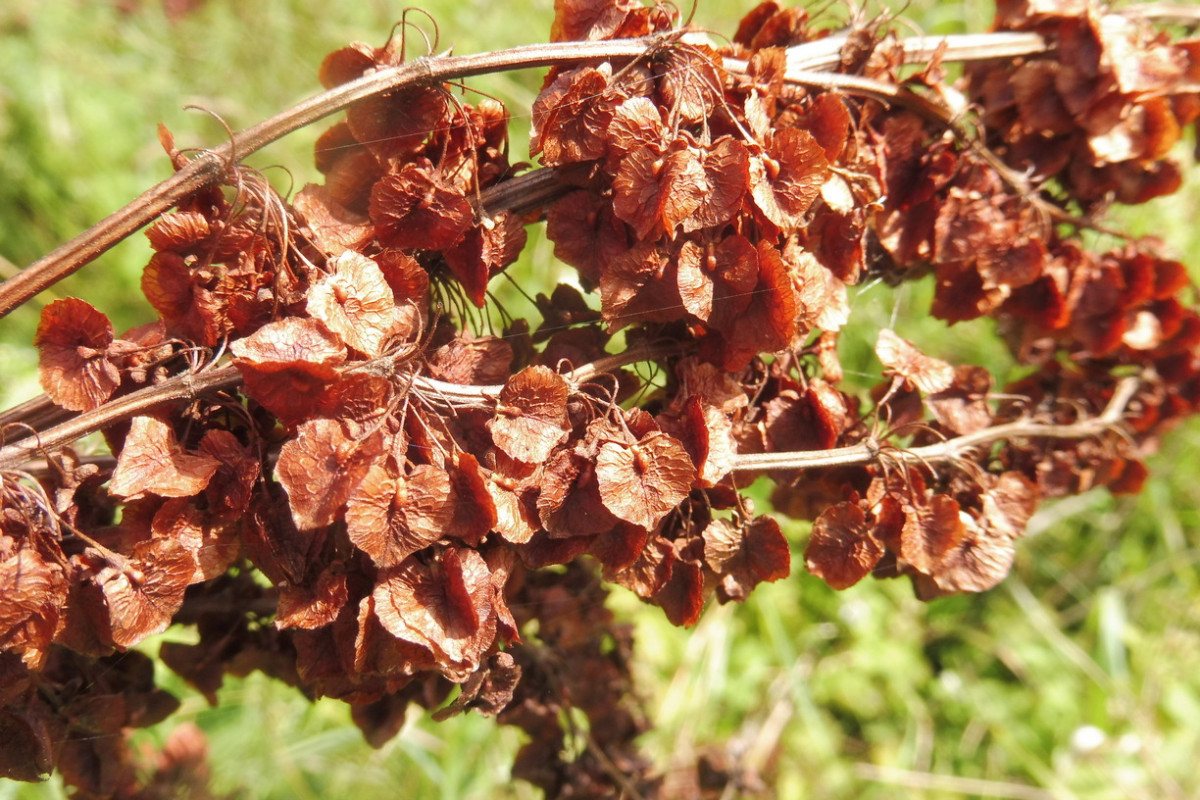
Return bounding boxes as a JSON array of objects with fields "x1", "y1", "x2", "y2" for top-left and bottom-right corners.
[{"x1": 2, "y1": 0, "x2": 1199, "y2": 797}]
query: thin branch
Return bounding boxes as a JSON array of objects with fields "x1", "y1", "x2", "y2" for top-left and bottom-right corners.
[
  {"x1": 0, "y1": 366, "x2": 241, "y2": 472},
  {"x1": 731, "y1": 377, "x2": 1140, "y2": 473},
  {"x1": 1121, "y1": 4, "x2": 1200, "y2": 24},
  {"x1": 0, "y1": 393, "x2": 75, "y2": 439},
  {"x1": 0, "y1": 31, "x2": 1051, "y2": 319},
  {"x1": 855, "y1": 763, "x2": 1055, "y2": 800},
  {"x1": 0, "y1": 343, "x2": 675, "y2": 472},
  {"x1": 0, "y1": 38, "x2": 662, "y2": 320},
  {"x1": 405, "y1": 343, "x2": 674, "y2": 406}
]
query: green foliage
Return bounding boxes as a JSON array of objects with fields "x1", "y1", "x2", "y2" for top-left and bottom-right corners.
[{"x1": 2, "y1": 1, "x2": 1198, "y2": 798}]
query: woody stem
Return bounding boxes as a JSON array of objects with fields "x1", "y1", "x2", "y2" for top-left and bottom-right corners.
[
  {"x1": 0, "y1": 32, "x2": 1050, "y2": 319},
  {"x1": 730, "y1": 376, "x2": 1140, "y2": 473},
  {"x1": 0, "y1": 345, "x2": 675, "y2": 472}
]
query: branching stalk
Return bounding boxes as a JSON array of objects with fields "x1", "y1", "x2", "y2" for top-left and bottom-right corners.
[
  {"x1": 0, "y1": 366, "x2": 241, "y2": 472},
  {"x1": 731, "y1": 377, "x2": 1140, "y2": 473},
  {"x1": 0, "y1": 344, "x2": 674, "y2": 472},
  {"x1": 0, "y1": 32, "x2": 1050, "y2": 320}
]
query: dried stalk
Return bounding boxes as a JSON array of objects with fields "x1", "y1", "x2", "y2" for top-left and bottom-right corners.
[
  {"x1": 0, "y1": 29, "x2": 1064, "y2": 473},
  {"x1": 0, "y1": 345, "x2": 673, "y2": 472},
  {"x1": 731, "y1": 377, "x2": 1140, "y2": 473},
  {"x1": 0, "y1": 39, "x2": 658, "y2": 319},
  {"x1": 0, "y1": 366, "x2": 242, "y2": 472},
  {"x1": 0, "y1": 32, "x2": 1050, "y2": 320}
]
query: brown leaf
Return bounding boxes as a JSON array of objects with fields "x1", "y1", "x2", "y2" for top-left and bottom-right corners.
[
  {"x1": 762, "y1": 379, "x2": 847, "y2": 453},
  {"x1": 658, "y1": 396, "x2": 737, "y2": 488},
  {"x1": 145, "y1": 209, "x2": 213, "y2": 252},
  {"x1": 738, "y1": 4, "x2": 811, "y2": 49},
  {"x1": 677, "y1": 233, "x2": 758, "y2": 325},
  {"x1": 805, "y1": 502, "x2": 882, "y2": 590},
  {"x1": 749, "y1": 128, "x2": 830, "y2": 232},
  {"x1": 0, "y1": 542, "x2": 69, "y2": 669},
  {"x1": 109, "y1": 416, "x2": 221, "y2": 500},
  {"x1": 0, "y1": 696, "x2": 58, "y2": 782},
  {"x1": 141, "y1": 249, "x2": 273, "y2": 348},
  {"x1": 875, "y1": 328, "x2": 955, "y2": 393},
  {"x1": 928, "y1": 365, "x2": 994, "y2": 434},
  {"x1": 428, "y1": 332, "x2": 514, "y2": 386},
  {"x1": 345, "y1": 463, "x2": 454, "y2": 568},
  {"x1": 587, "y1": 523, "x2": 650, "y2": 571},
  {"x1": 95, "y1": 538, "x2": 195, "y2": 648},
  {"x1": 150, "y1": 498, "x2": 240, "y2": 584},
  {"x1": 443, "y1": 210, "x2": 529, "y2": 308},
  {"x1": 318, "y1": 41, "x2": 378, "y2": 88},
  {"x1": 595, "y1": 431, "x2": 696, "y2": 530},
  {"x1": 198, "y1": 429, "x2": 261, "y2": 520},
  {"x1": 684, "y1": 136, "x2": 750, "y2": 233},
  {"x1": 432, "y1": 651, "x2": 521, "y2": 720},
  {"x1": 789, "y1": 242, "x2": 850, "y2": 332},
  {"x1": 653, "y1": 558, "x2": 704, "y2": 627},
  {"x1": 536, "y1": 448, "x2": 619, "y2": 538},
  {"x1": 599, "y1": 241, "x2": 681, "y2": 330},
  {"x1": 444, "y1": 453, "x2": 498, "y2": 548},
  {"x1": 550, "y1": 0, "x2": 667, "y2": 42},
  {"x1": 488, "y1": 366, "x2": 571, "y2": 464},
  {"x1": 274, "y1": 419, "x2": 385, "y2": 530},
  {"x1": 533, "y1": 66, "x2": 621, "y2": 166},
  {"x1": 230, "y1": 316, "x2": 347, "y2": 378},
  {"x1": 307, "y1": 250, "x2": 413, "y2": 357},
  {"x1": 981, "y1": 472, "x2": 1039, "y2": 538},
  {"x1": 372, "y1": 547, "x2": 498, "y2": 679},
  {"x1": 802, "y1": 92, "x2": 853, "y2": 161},
  {"x1": 485, "y1": 458, "x2": 540, "y2": 545},
  {"x1": 369, "y1": 159, "x2": 472, "y2": 251},
  {"x1": 718, "y1": 241, "x2": 800, "y2": 370},
  {"x1": 704, "y1": 516, "x2": 790, "y2": 603},
  {"x1": 276, "y1": 567, "x2": 349, "y2": 630},
  {"x1": 608, "y1": 534, "x2": 674, "y2": 598},
  {"x1": 293, "y1": 183, "x2": 373, "y2": 254},
  {"x1": 313, "y1": 372, "x2": 395, "y2": 431},
  {"x1": 350, "y1": 595, "x2": 437, "y2": 683},
  {"x1": 546, "y1": 190, "x2": 631, "y2": 288},
  {"x1": 349, "y1": 86, "x2": 449, "y2": 161},
  {"x1": 613, "y1": 139, "x2": 707, "y2": 240},
  {"x1": 313, "y1": 122, "x2": 382, "y2": 212},
  {"x1": 376, "y1": 249, "x2": 431, "y2": 307},
  {"x1": 606, "y1": 96, "x2": 665, "y2": 161},
  {"x1": 231, "y1": 317, "x2": 348, "y2": 424},
  {"x1": 900, "y1": 494, "x2": 966, "y2": 575},
  {"x1": 931, "y1": 526, "x2": 1015, "y2": 594},
  {"x1": 656, "y1": 45, "x2": 725, "y2": 127},
  {"x1": 35, "y1": 297, "x2": 120, "y2": 412}
]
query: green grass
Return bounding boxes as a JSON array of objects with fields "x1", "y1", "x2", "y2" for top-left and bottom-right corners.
[{"x1": 2, "y1": 1, "x2": 1200, "y2": 798}]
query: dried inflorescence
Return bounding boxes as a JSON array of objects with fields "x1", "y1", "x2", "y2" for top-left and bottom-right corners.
[{"x1": 3, "y1": 0, "x2": 1200, "y2": 797}]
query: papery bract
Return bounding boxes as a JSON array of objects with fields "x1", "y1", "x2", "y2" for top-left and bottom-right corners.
[
  {"x1": 345, "y1": 464, "x2": 454, "y2": 568},
  {"x1": 109, "y1": 417, "x2": 221, "y2": 500},
  {"x1": 275, "y1": 419, "x2": 385, "y2": 530},
  {"x1": 595, "y1": 431, "x2": 696, "y2": 530},
  {"x1": 806, "y1": 502, "x2": 883, "y2": 590},
  {"x1": 488, "y1": 366, "x2": 571, "y2": 464},
  {"x1": 35, "y1": 298, "x2": 121, "y2": 412},
  {"x1": 93, "y1": 538, "x2": 195, "y2": 648},
  {"x1": 372, "y1": 548, "x2": 501, "y2": 680}
]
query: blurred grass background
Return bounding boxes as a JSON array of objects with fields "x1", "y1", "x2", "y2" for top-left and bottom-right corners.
[{"x1": 1, "y1": 1, "x2": 1198, "y2": 798}]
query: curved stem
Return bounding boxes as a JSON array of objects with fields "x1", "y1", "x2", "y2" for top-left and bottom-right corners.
[
  {"x1": 0, "y1": 31, "x2": 1052, "y2": 320},
  {"x1": 731, "y1": 377, "x2": 1140, "y2": 473},
  {"x1": 0, "y1": 366, "x2": 241, "y2": 472},
  {"x1": 0, "y1": 343, "x2": 675, "y2": 471},
  {"x1": 0, "y1": 38, "x2": 661, "y2": 320}
]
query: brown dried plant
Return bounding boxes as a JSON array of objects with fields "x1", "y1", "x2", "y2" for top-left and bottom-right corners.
[{"x1": 2, "y1": 1, "x2": 1199, "y2": 797}]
